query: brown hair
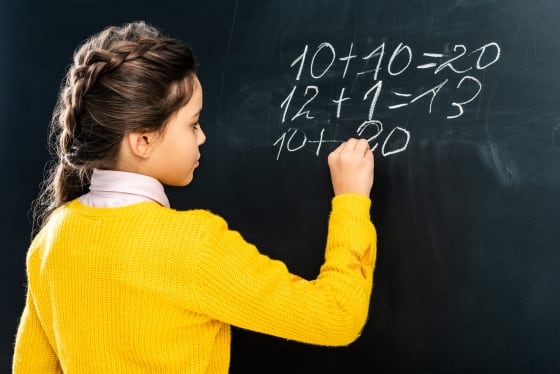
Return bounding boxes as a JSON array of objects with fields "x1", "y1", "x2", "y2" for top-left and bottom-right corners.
[{"x1": 33, "y1": 21, "x2": 197, "y2": 232}]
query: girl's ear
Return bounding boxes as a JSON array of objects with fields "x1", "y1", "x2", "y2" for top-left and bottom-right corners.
[{"x1": 126, "y1": 132, "x2": 155, "y2": 159}]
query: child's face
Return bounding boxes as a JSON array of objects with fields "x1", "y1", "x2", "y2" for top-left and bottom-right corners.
[{"x1": 148, "y1": 76, "x2": 206, "y2": 186}]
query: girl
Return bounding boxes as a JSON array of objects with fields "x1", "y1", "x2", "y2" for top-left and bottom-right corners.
[{"x1": 13, "y1": 21, "x2": 376, "y2": 373}]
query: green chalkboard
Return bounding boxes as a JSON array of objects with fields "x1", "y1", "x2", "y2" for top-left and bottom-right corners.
[{"x1": 3, "y1": 0, "x2": 560, "y2": 372}]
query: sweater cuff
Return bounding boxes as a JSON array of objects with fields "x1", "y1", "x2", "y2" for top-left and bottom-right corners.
[{"x1": 331, "y1": 193, "x2": 372, "y2": 217}]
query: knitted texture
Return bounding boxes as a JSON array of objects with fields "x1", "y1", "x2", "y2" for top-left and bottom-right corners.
[{"x1": 13, "y1": 194, "x2": 376, "y2": 373}]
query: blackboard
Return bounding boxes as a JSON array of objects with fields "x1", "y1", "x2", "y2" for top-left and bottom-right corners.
[{"x1": 3, "y1": 0, "x2": 560, "y2": 372}]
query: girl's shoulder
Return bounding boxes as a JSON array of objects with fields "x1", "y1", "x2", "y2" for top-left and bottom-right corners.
[{"x1": 163, "y1": 207, "x2": 229, "y2": 230}]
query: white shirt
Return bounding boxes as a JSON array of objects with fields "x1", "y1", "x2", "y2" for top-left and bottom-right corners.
[{"x1": 79, "y1": 169, "x2": 170, "y2": 208}]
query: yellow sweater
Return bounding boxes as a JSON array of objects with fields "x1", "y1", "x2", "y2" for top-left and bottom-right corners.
[{"x1": 13, "y1": 194, "x2": 376, "y2": 373}]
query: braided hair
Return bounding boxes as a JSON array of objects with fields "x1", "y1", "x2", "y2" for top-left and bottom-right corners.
[{"x1": 33, "y1": 21, "x2": 197, "y2": 232}]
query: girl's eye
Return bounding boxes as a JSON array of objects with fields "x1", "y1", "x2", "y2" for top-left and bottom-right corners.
[{"x1": 192, "y1": 122, "x2": 200, "y2": 130}]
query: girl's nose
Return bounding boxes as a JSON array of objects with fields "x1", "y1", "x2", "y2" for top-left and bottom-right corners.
[{"x1": 198, "y1": 126, "x2": 206, "y2": 145}]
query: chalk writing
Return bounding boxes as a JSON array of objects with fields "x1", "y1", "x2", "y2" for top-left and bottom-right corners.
[{"x1": 274, "y1": 40, "x2": 501, "y2": 160}]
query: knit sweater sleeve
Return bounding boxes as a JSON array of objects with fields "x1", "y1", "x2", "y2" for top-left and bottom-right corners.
[
  {"x1": 13, "y1": 289, "x2": 62, "y2": 374},
  {"x1": 192, "y1": 193, "x2": 376, "y2": 346}
]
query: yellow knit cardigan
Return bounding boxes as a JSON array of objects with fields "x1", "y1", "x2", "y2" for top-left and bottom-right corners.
[{"x1": 13, "y1": 194, "x2": 376, "y2": 373}]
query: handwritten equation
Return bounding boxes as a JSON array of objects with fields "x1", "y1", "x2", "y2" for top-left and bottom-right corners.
[{"x1": 273, "y1": 41, "x2": 502, "y2": 160}]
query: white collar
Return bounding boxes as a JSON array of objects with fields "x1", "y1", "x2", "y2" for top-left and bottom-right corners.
[{"x1": 80, "y1": 169, "x2": 170, "y2": 208}]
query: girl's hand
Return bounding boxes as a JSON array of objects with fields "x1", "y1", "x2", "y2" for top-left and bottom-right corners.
[{"x1": 327, "y1": 138, "x2": 374, "y2": 197}]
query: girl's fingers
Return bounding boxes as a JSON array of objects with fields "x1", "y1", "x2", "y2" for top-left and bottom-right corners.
[
  {"x1": 355, "y1": 138, "x2": 370, "y2": 156},
  {"x1": 330, "y1": 138, "x2": 372, "y2": 162},
  {"x1": 345, "y1": 138, "x2": 358, "y2": 150}
]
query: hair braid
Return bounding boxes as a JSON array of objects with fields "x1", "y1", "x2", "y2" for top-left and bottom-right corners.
[{"x1": 32, "y1": 21, "x2": 197, "y2": 234}]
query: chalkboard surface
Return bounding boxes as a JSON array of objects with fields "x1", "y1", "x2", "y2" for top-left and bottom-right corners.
[{"x1": 2, "y1": 0, "x2": 560, "y2": 372}]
